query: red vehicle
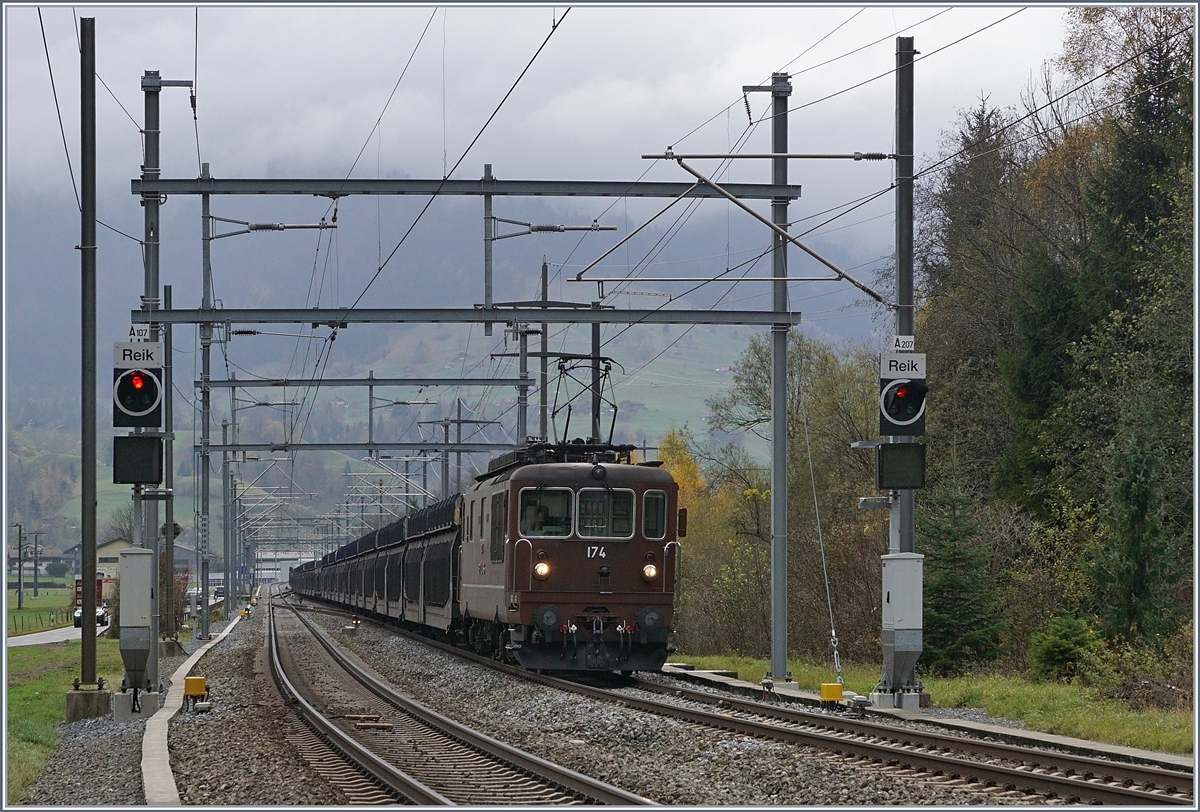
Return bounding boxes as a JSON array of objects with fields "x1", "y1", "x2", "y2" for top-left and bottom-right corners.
[{"x1": 291, "y1": 442, "x2": 684, "y2": 672}]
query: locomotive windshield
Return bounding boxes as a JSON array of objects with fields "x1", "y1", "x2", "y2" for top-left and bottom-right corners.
[
  {"x1": 519, "y1": 488, "x2": 573, "y2": 537},
  {"x1": 643, "y1": 490, "x2": 667, "y2": 539},
  {"x1": 578, "y1": 488, "x2": 635, "y2": 538}
]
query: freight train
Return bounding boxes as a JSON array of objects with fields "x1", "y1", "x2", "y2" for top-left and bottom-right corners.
[{"x1": 289, "y1": 441, "x2": 684, "y2": 672}]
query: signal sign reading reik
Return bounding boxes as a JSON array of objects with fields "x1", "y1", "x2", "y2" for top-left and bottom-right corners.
[{"x1": 113, "y1": 341, "x2": 162, "y2": 367}]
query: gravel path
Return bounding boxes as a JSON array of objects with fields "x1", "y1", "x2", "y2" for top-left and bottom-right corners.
[{"x1": 20, "y1": 614, "x2": 347, "y2": 806}]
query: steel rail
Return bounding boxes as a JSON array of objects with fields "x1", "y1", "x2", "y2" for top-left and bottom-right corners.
[
  {"x1": 311, "y1": 605, "x2": 1188, "y2": 806},
  {"x1": 266, "y1": 602, "x2": 452, "y2": 805},
  {"x1": 548, "y1": 681, "x2": 1192, "y2": 805},
  {"x1": 633, "y1": 678, "x2": 1194, "y2": 795},
  {"x1": 284, "y1": 600, "x2": 655, "y2": 806}
]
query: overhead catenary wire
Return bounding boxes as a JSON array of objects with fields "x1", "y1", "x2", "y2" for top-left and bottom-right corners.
[
  {"x1": 71, "y1": 8, "x2": 142, "y2": 138},
  {"x1": 279, "y1": 9, "x2": 439, "y2": 449},
  {"x1": 671, "y1": 7, "x2": 950, "y2": 149},
  {"x1": 286, "y1": 10, "x2": 578, "y2": 460},
  {"x1": 639, "y1": 12, "x2": 1189, "y2": 320},
  {"x1": 915, "y1": 22, "x2": 1195, "y2": 179},
  {"x1": 43, "y1": 9, "x2": 140, "y2": 245},
  {"x1": 783, "y1": 8, "x2": 1026, "y2": 116},
  {"x1": 348, "y1": 8, "x2": 572, "y2": 313},
  {"x1": 40, "y1": 8, "x2": 79, "y2": 209}
]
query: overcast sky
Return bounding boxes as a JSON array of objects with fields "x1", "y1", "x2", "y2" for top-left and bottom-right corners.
[{"x1": 4, "y1": 3, "x2": 1075, "y2": 416}]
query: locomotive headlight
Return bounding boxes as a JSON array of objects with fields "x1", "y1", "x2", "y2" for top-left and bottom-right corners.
[
  {"x1": 533, "y1": 561, "x2": 552, "y2": 580},
  {"x1": 641, "y1": 563, "x2": 659, "y2": 581}
]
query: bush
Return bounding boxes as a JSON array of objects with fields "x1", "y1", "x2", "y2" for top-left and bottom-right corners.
[
  {"x1": 1079, "y1": 622, "x2": 1193, "y2": 710},
  {"x1": 1030, "y1": 617, "x2": 1097, "y2": 680}
]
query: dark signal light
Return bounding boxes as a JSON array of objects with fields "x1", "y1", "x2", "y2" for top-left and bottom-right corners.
[
  {"x1": 879, "y1": 377, "x2": 927, "y2": 436},
  {"x1": 113, "y1": 367, "x2": 163, "y2": 428}
]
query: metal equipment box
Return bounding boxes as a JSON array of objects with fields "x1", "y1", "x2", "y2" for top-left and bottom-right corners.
[{"x1": 881, "y1": 552, "x2": 923, "y2": 631}]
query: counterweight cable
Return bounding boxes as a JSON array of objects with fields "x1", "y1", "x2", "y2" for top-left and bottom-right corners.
[{"x1": 797, "y1": 362, "x2": 843, "y2": 684}]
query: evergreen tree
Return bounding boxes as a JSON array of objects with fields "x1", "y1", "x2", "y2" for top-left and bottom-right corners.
[
  {"x1": 1091, "y1": 402, "x2": 1178, "y2": 640},
  {"x1": 918, "y1": 480, "x2": 1008, "y2": 674}
]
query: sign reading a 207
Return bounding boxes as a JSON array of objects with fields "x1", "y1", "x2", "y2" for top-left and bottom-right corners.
[{"x1": 879, "y1": 352, "x2": 926, "y2": 436}]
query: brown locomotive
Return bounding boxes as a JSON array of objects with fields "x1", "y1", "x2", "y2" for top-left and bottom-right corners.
[{"x1": 290, "y1": 442, "x2": 684, "y2": 672}]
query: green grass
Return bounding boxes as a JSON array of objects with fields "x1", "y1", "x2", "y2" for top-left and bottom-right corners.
[
  {"x1": 6, "y1": 590, "x2": 76, "y2": 636},
  {"x1": 6, "y1": 638, "x2": 126, "y2": 804},
  {"x1": 670, "y1": 653, "x2": 1194, "y2": 755}
]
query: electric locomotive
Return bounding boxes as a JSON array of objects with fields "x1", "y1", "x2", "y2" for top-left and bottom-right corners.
[{"x1": 290, "y1": 441, "x2": 684, "y2": 672}]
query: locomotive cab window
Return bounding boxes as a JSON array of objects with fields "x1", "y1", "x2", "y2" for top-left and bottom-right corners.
[
  {"x1": 519, "y1": 488, "x2": 573, "y2": 537},
  {"x1": 643, "y1": 490, "x2": 667, "y2": 540},
  {"x1": 578, "y1": 488, "x2": 634, "y2": 539}
]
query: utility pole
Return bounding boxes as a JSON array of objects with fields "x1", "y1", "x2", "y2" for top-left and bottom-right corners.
[
  {"x1": 483, "y1": 163, "x2": 495, "y2": 336},
  {"x1": 222, "y1": 418, "x2": 231, "y2": 619},
  {"x1": 141, "y1": 72, "x2": 161, "y2": 693},
  {"x1": 30, "y1": 531, "x2": 44, "y2": 598},
  {"x1": 868, "y1": 35, "x2": 924, "y2": 710},
  {"x1": 895, "y1": 38, "x2": 916, "y2": 555},
  {"x1": 591, "y1": 303, "x2": 602, "y2": 441},
  {"x1": 441, "y1": 420, "x2": 450, "y2": 497},
  {"x1": 422, "y1": 406, "x2": 499, "y2": 499},
  {"x1": 516, "y1": 323, "x2": 529, "y2": 442},
  {"x1": 769, "y1": 72, "x2": 792, "y2": 683},
  {"x1": 745, "y1": 71, "x2": 793, "y2": 682},
  {"x1": 141, "y1": 70, "x2": 187, "y2": 693},
  {"x1": 540, "y1": 262, "x2": 549, "y2": 441},
  {"x1": 163, "y1": 285, "x2": 175, "y2": 638},
  {"x1": 78, "y1": 16, "x2": 99, "y2": 693},
  {"x1": 11, "y1": 524, "x2": 24, "y2": 609},
  {"x1": 198, "y1": 162, "x2": 213, "y2": 641}
]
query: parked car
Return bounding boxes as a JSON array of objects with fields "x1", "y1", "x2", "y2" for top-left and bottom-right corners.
[{"x1": 73, "y1": 605, "x2": 110, "y2": 628}]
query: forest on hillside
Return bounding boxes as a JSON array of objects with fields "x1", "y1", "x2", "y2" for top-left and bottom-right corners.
[{"x1": 666, "y1": 8, "x2": 1192, "y2": 708}]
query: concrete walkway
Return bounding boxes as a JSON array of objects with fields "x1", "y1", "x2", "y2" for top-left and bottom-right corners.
[{"x1": 141, "y1": 615, "x2": 243, "y2": 806}]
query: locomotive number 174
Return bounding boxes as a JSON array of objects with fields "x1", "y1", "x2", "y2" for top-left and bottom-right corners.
[{"x1": 586, "y1": 546, "x2": 607, "y2": 559}]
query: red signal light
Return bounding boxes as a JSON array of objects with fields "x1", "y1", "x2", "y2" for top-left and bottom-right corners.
[
  {"x1": 893, "y1": 385, "x2": 910, "y2": 399},
  {"x1": 131, "y1": 374, "x2": 145, "y2": 390}
]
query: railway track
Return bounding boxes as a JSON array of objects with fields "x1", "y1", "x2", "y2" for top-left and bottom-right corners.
[
  {"x1": 303, "y1": 601, "x2": 1191, "y2": 806},
  {"x1": 269, "y1": 597, "x2": 652, "y2": 805},
  {"x1": 621, "y1": 679, "x2": 1194, "y2": 806}
]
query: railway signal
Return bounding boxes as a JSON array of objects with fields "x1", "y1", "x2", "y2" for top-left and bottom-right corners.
[
  {"x1": 113, "y1": 367, "x2": 163, "y2": 427},
  {"x1": 879, "y1": 353, "x2": 926, "y2": 436}
]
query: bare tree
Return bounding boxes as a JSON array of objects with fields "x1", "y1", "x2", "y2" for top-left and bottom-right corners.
[{"x1": 100, "y1": 502, "x2": 135, "y2": 544}]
